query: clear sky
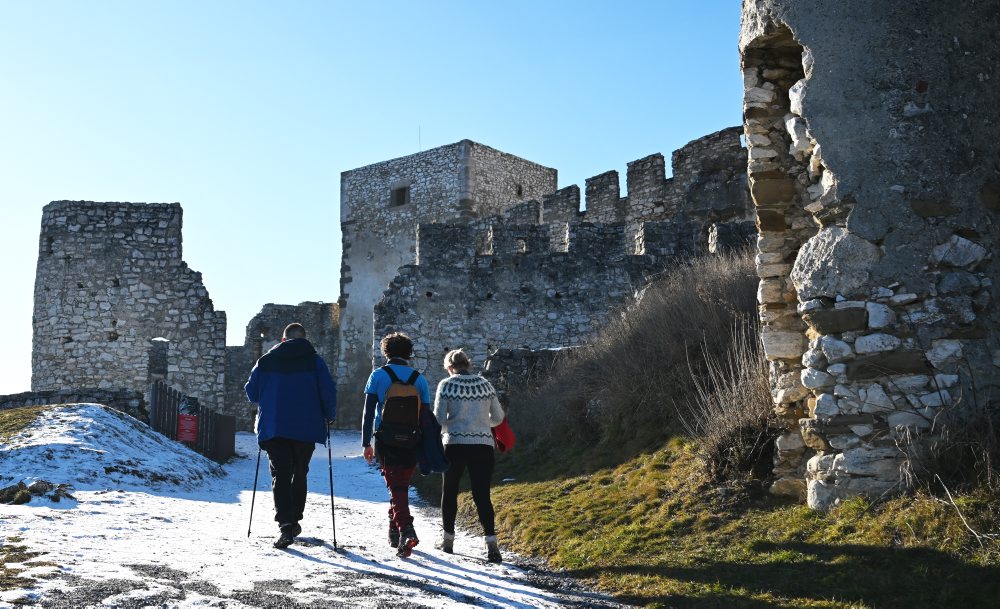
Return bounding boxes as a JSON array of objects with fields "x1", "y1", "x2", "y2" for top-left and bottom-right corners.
[{"x1": 0, "y1": 1, "x2": 743, "y2": 394}]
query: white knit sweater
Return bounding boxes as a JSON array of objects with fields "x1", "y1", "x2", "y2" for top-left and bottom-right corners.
[{"x1": 433, "y1": 374, "x2": 505, "y2": 446}]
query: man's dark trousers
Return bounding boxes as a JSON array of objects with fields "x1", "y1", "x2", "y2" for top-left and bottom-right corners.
[{"x1": 261, "y1": 437, "x2": 315, "y2": 526}]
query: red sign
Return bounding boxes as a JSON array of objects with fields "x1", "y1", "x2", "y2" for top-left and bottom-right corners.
[{"x1": 177, "y1": 414, "x2": 199, "y2": 443}]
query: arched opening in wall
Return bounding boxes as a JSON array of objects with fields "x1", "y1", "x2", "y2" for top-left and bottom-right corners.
[{"x1": 742, "y1": 24, "x2": 817, "y2": 498}]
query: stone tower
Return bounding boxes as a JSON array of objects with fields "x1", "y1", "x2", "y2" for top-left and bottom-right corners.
[
  {"x1": 336, "y1": 140, "x2": 557, "y2": 425},
  {"x1": 741, "y1": 1, "x2": 999, "y2": 507},
  {"x1": 32, "y1": 201, "x2": 228, "y2": 413}
]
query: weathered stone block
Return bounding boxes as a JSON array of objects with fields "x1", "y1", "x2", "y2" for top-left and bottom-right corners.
[
  {"x1": 751, "y1": 178, "x2": 797, "y2": 206},
  {"x1": 930, "y1": 235, "x2": 987, "y2": 268},
  {"x1": 846, "y1": 352, "x2": 930, "y2": 380},
  {"x1": 792, "y1": 228, "x2": 880, "y2": 300},
  {"x1": 802, "y1": 307, "x2": 867, "y2": 333},
  {"x1": 855, "y1": 333, "x2": 902, "y2": 354},
  {"x1": 761, "y1": 328, "x2": 807, "y2": 361}
]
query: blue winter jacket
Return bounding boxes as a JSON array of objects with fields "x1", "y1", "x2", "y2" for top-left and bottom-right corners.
[{"x1": 245, "y1": 338, "x2": 337, "y2": 445}]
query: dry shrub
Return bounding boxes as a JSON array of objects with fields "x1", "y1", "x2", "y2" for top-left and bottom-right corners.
[
  {"x1": 910, "y1": 385, "x2": 1000, "y2": 493},
  {"x1": 679, "y1": 320, "x2": 778, "y2": 482},
  {"x1": 506, "y1": 249, "x2": 759, "y2": 456}
]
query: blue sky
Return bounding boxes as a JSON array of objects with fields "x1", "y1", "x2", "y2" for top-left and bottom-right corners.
[{"x1": 0, "y1": 1, "x2": 742, "y2": 394}]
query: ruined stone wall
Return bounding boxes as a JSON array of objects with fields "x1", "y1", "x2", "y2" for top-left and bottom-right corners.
[
  {"x1": 482, "y1": 346, "x2": 579, "y2": 408},
  {"x1": 373, "y1": 222, "x2": 677, "y2": 392},
  {"x1": 225, "y1": 301, "x2": 339, "y2": 430},
  {"x1": 32, "y1": 201, "x2": 227, "y2": 413},
  {"x1": 567, "y1": 128, "x2": 753, "y2": 251},
  {"x1": 336, "y1": 141, "x2": 557, "y2": 425},
  {"x1": 741, "y1": 1, "x2": 1000, "y2": 508}
]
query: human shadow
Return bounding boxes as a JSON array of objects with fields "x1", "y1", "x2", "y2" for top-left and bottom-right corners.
[{"x1": 563, "y1": 540, "x2": 1000, "y2": 608}]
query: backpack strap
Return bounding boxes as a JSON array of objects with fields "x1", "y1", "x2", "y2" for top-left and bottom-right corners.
[
  {"x1": 405, "y1": 370, "x2": 420, "y2": 386},
  {"x1": 381, "y1": 365, "x2": 402, "y2": 384}
]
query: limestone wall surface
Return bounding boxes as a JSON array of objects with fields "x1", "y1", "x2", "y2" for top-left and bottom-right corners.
[
  {"x1": 336, "y1": 141, "x2": 557, "y2": 425},
  {"x1": 374, "y1": 222, "x2": 668, "y2": 391},
  {"x1": 741, "y1": 1, "x2": 1000, "y2": 508},
  {"x1": 224, "y1": 301, "x2": 339, "y2": 430},
  {"x1": 359, "y1": 130, "x2": 753, "y2": 423},
  {"x1": 32, "y1": 201, "x2": 227, "y2": 413}
]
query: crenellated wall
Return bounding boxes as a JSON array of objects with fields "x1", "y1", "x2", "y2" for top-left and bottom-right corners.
[
  {"x1": 336, "y1": 141, "x2": 558, "y2": 425},
  {"x1": 741, "y1": 0, "x2": 1000, "y2": 508},
  {"x1": 31, "y1": 201, "x2": 227, "y2": 414},
  {"x1": 353, "y1": 129, "x2": 752, "y2": 415},
  {"x1": 374, "y1": 221, "x2": 675, "y2": 391}
]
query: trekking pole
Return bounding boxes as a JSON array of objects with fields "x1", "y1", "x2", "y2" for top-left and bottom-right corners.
[
  {"x1": 326, "y1": 429, "x2": 337, "y2": 549},
  {"x1": 248, "y1": 448, "x2": 262, "y2": 538}
]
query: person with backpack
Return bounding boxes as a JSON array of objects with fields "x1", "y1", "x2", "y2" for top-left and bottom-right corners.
[
  {"x1": 432, "y1": 349, "x2": 506, "y2": 563},
  {"x1": 245, "y1": 323, "x2": 337, "y2": 549},
  {"x1": 361, "y1": 332, "x2": 433, "y2": 558}
]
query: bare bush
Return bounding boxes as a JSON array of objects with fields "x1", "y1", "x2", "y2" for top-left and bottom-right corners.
[
  {"x1": 505, "y1": 249, "x2": 759, "y2": 455},
  {"x1": 678, "y1": 319, "x2": 778, "y2": 482},
  {"x1": 910, "y1": 385, "x2": 1000, "y2": 493}
]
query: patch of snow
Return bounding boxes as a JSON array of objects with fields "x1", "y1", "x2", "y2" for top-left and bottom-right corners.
[{"x1": 0, "y1": 407, "x2": 620, "y2": 608}]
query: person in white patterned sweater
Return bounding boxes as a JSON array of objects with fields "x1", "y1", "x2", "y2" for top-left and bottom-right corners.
[{"x1": 432, "y1": 349, "x2": 506, "y2": 563}]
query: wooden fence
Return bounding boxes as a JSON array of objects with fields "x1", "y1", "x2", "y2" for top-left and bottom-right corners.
[{"x1": 148, "y1": 380, "x2": 236, "y2": 463}]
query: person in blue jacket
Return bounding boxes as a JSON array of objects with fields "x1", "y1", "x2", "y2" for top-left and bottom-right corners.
[
  {"x1": 361, "y1": 332, "x2": 446, "y2": 558},
  {"x1": 245, "y1": 323, "x2": 337, "y2": 549}
]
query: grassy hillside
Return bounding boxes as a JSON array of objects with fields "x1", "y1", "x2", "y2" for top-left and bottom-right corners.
[
  {"x1": 479, "y1": 442, "x2": 1000, "y2": 608},
  {"x1": 415, "y1": 250, "x2": 1000, "y2": 608}
]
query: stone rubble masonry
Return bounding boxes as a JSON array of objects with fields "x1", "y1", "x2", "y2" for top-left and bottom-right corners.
[
  {"x1": 742, "y1": 1, "x2": 999, "y2": 509},
  {"x1": 225, "y1": 301, "x2": 339, "y2": 431},
  {"x1": 482, "y1": 346, "x2": 579, "y2": 408},
  {"x1": 375, "y1": 221, "x2": 671, "y2": 394},
  {"x1": 336, "y1": 141, "x2": 558, "y2": 426},
  {"x1": 349, "y1": 130, "x2": 751, "y2": 425},
  {"x1": 31, "y1": 201, "x2": 227, "y2": 416}
]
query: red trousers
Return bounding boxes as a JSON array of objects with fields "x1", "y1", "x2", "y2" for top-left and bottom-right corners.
[{"x1": 381, "y1": 464, "x2": 416, "y2": 532}]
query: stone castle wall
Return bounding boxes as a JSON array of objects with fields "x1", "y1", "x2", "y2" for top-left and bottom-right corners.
[
  {"x1": 364, "y1": 129, "x2": 752, "y2": 418},
  {"x1": 224, "y1": 301, "x2": 339, "y2": 430},
  {"x1": 336, "y1": 141, "x2": 557, "y2": 425},
  {"x1": 32, "y1": 201, "x2": 227, "y2": 413},
  {"x1": 374, "y1": 222, "x2": 675, "y2": 391},
  {"x1": 741, "y1": 1, "x2": 1000, "y2": 508}
]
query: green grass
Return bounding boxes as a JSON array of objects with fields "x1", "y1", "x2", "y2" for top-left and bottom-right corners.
[
  {"x1": 417, "y1": 439, "x2": 1000, "y2": 608},
  {"x1": 0, "y1": 406, "x2": 49, "y2": 444}
]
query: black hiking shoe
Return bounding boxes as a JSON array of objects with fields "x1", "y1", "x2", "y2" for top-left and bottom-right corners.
[
  {"x1": 273, "y1": 532, "x2": 295, "y2": 549},
  {"x1": 388, "y1": 524, "x2": 400, "y2": 548},
  {"x1": 397, "y1": 525, "x2": 419, "y2": 558},
  {"x1": 274, "y1": 522, "x2": 301, "y2": 549}
]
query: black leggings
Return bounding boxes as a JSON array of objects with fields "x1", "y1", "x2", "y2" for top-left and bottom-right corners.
[{"x1": 441, "y1": 444, "x2": 495, "y2": 536}]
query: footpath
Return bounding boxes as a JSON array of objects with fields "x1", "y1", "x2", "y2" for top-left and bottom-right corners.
[{"x1": 0, "y1": 405, "x2": 625, "y2": 608}]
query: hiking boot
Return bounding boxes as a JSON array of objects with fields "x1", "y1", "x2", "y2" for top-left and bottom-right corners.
[
  {"x1": 397, "y1": 525, "x2": 419, "y2": 558},
  {"x1": 485, "y1": 535, "x2": 502, "y2": 564},
  {"x1": 280, "y1": 522, "x2": 302, "y2": 537},
  {"x1": 388, "y1": 524, "x2": 400, "y2": 549},
  {"x1": 436, "y1": 531, "x2": 455, "y2": 554},
  {"x1": 273, "y1": 531, "x2": 295, "y2": 549}
]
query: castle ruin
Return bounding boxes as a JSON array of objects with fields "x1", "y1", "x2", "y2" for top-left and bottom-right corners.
[
  {"x1": 741, "y1": 0, "x2": 1000, "y2": 508},
  {"x1": 31, "y1": 201, "x2": 228, "y2": 417},
  {"x1": 340, "y1": 129, "x2": 751, "y2": 422}
]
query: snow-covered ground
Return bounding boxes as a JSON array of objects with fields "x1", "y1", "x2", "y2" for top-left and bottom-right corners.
[{"x1": 0, "y1": 404, "x2": 624, "y2": 608}]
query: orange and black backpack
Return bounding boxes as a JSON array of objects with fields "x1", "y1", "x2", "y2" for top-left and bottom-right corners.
[{"x1": 374, "y1": 366, "x2": 423, "y2": 449}]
